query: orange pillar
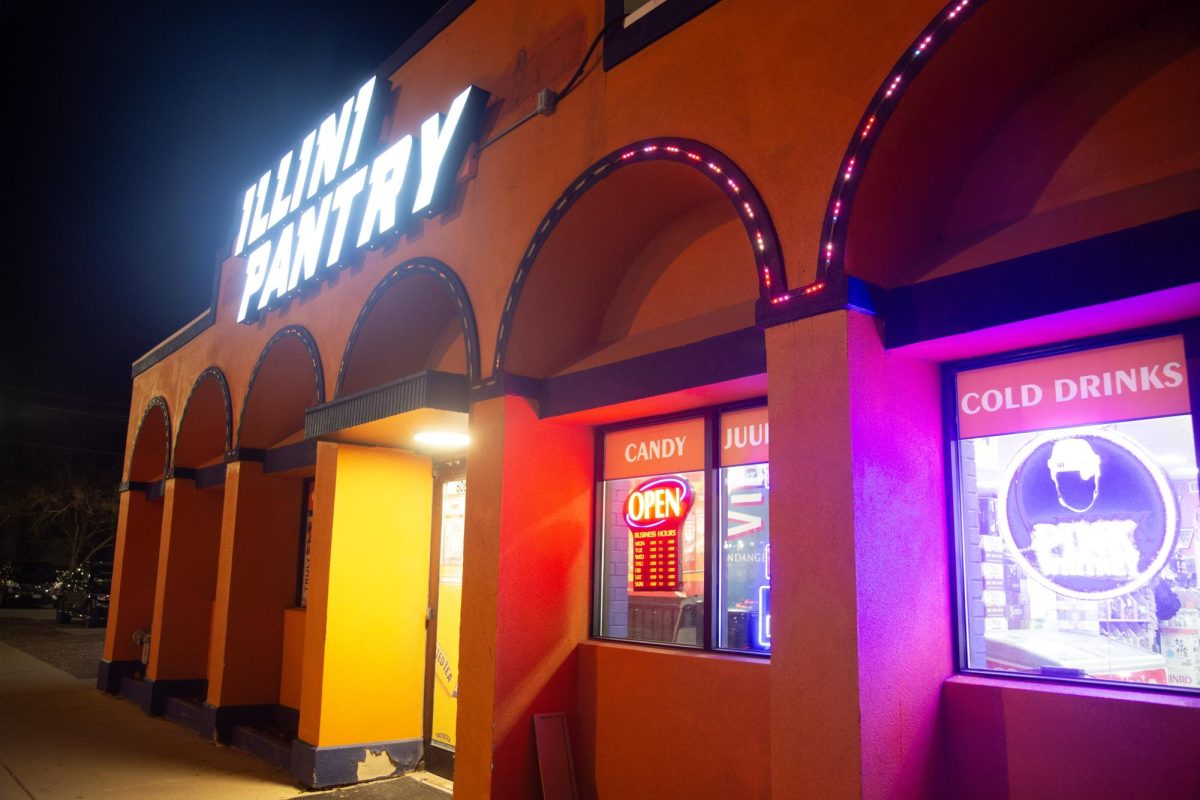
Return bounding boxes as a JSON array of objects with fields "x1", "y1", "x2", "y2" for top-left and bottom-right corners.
[
  {"x1": 842, "y1": 311, "x2": 950, "y2": 800},
  {"x1": 765, "y1": 310, "x2": 952, "y2": 800},
  {"x1": 102, "y1": 489, "x2": 164, "y2": 671},
  {"x1": 765, "y1": 310, "x2": 863, "y2": 800},
  {"x1": 206, "y1": 460, "x2": 302, "y2": 710},
  {"x1": 148, "y1": 478, "x2": 224, "y2": 682},
  {"x1": 455, "y1": 395, "x2": 593, "y2": 800}
]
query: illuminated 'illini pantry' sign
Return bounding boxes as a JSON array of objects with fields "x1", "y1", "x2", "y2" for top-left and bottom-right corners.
[{"x1": 233, "y1": 78, "x2": 489, "y2": 323}]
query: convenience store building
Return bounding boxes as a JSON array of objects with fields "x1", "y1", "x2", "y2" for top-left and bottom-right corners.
[{"x1": 103, "y1": 0, "x2": 1200, "y2": 797}]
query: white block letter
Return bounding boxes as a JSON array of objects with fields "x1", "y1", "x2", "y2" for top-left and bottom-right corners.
[
  {"x1": 259, "y1": 224, "x2": 294, "y2": 309},
  {"x1": 290, "y1": 194, "x2": 332, "y2": 289},
  {"x1": 237, "y1": 240, "x2": 272, "y2": 322},
  {"x1": 326, "y1": 167, "x2": 368, "y2": 268},
  {"x1": 306, "y1": 96, "x2": 356, "y2": 200},
  {"x1": 357, "y1": 135, "x2": 414, "y2": 247},
  {"x1": 412, "y1": 86, "x2": 483, "y2": 215}
]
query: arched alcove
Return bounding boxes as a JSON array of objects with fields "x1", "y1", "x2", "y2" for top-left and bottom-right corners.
[
  {"x1": 106, "y1": 396, "x2": 171, "y2": 669},
  {"x1": 237, "y1": 326, "x2": 324, "y2": 450},
  {"x1": 127, "y1": 397, "x2": 170, "y2": 482},
  {"x1": 337, "y1": 260, "x2": 480, "y2": 396},
  {"x1": 843, "y1": 0, "x2": 1200, "y2": 288},
  {"x1": 496, "y1": 140, "x2": 779, "y2": 380},
  {"x1": 174, "y1": 368, "x2": 232, "y2": 469}
]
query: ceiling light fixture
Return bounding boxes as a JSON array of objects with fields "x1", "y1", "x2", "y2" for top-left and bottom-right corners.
[{"x1": 414, "y1": 430, "x2": 470, "y2": 449}]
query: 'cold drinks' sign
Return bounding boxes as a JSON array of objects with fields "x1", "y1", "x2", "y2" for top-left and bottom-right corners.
[
  {"x1": 955, "y1": 336, "x2": 1188, "y2": 439},
  {"x1": 957, "y1": 337, "x2": 1190, "y2": 601}
]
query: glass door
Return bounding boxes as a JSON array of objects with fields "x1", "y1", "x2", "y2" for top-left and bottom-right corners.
[{"x1": 424, "y1": 464, "x2": 466, "y2": 780}]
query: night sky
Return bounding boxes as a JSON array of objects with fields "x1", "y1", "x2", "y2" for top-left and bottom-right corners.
[{"x1": 2, "y1": 2, "x2": 447, "y2": 408}]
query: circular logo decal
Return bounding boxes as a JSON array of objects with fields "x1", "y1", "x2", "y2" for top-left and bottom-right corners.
[{"x1": 998, "y1": 429, "x2": 1178, "y2": 600}]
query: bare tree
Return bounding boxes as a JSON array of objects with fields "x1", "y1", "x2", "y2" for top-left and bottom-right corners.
[{"x1": 19, "y1": 479, "x2": 118, "y2": 568}]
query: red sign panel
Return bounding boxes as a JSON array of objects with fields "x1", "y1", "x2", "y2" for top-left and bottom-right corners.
[
  {"x1": 625, "y1": 476, "x2": 694, "y2": 592},
  {"x1": 631, "y1": 529, "x2": 681, "y2": 592},
  {"x1": 720, "y1": 406, "x2": 769, "y2": 467},
  {"x1": 604, "y1": 417, "x2": 706, "y2": 480},
  {"x1": 956, "y1": 336, "x2": 1190, "y2": 439}
]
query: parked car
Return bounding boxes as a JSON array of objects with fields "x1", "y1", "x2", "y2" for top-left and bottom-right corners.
[
  {"x1": 55, "y1": 562, "x2": 112, "y2": 627},
  {"x1": 0, "y1": 560, "x2": 59, "y2": 608}
]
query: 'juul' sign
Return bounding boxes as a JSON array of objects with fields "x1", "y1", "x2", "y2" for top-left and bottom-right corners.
[{"x1": 234, "y1": 78, "x2": 489, "y2": 323}]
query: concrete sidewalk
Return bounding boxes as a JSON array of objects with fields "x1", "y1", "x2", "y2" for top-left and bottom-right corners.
[{"x1": 0, "y1": 638, "x2": 450, "y2": 799}]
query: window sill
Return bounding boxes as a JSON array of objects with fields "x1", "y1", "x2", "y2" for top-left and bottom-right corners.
[
  {"x1": 945, "y1": 672, "x2": 1200, "y2": 710},
  {"x1": 583, "y1": 637, "x2": 770, "y2": 665}
]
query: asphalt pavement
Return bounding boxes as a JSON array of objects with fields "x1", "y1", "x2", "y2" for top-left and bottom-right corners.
[
  {"x1": 0, "y1": 608, "x2": 451, "y2": 799},
  {"x1": 0, "y1": 608, "x2": 106, "y2": 678}
]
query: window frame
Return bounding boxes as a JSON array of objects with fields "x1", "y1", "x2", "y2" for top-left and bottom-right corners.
[
  {"x1": 943, "y1": 319, "x2": 1200, "y2": 696},
  {"x1": 295, "y1": 477, "x2": 314, "y2": 608},
  {"x1": 603, "y1": 0, "x2": 724, "y2": 71},
  {"x1": 590, "y1": 398, "x2": 770, "y2": 657}
]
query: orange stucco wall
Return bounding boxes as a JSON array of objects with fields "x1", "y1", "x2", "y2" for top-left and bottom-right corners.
[
  {"x1": 206, "y1": 461, "x2": 302, "y2": 707},
  {"x1": 107, "y1": 0, "x2": 1200, "y2": 796},
  {"x1": 457, "y1": 395, "x2": 593, "y2": 799},
  {"x1": 764, "y1": 312, "x2": 863, "y2": 799},
  {"x1": 148, "y1": 479, "x2": 224, "y2": 680},
  {"x1": 280, "y1": 608, "x2": 306, "y2": 711},
  {"x1": 121, "y1": 0, "x2": 955, "y2": 447},
  {"x1": 104, "y1": 491, "x2": 163, "y2": 663},
  {"x1": 845, "y1": 311, "x2": 951, "y2": 800},
  {"x1": 577, "y1": 642, "x2": 770, "y2": 799},
  {"x1": 944, "y1": 676, "x2": 1200, "y2": 799}
]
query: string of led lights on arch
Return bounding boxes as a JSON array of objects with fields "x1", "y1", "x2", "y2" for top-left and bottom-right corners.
[
  {"x1": 492, "y1": 136, "x2": 786, "y2": 378},
  {"x1": 772, "y1": 0, "x2": 982, "y2": 307}
]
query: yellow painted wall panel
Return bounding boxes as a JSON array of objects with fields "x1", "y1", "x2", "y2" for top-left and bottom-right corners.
[{"x1": 305, "y1": 444, "x2": 433, "y2": 747}]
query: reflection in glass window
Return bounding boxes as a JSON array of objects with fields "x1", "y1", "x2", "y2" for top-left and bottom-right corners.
[
  {"x1": 596, "y1": 470, "x2": 707, "y2": 646},
  {"x1": 719, "y1": 463, "x2": 770, "y2": 652}
]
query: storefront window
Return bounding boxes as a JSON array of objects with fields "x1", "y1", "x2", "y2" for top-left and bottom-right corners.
[
  {"x1": 952, "y1": 334, "x2": 1199, "y2": 691},
  {"x1": 297, "y1": 478, "x2": 314, "y2": 607},
  {"x1": 594, "y1": 405, "x2": 770, "y2": 654},
  {"x1": 718, "y1": 407, "x2": 770, "y2": 653}
]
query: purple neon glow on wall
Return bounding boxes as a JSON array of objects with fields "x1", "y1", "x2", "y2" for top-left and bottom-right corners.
[{"x1": 772, "y1": 0, "x2": 985, "y2": 306}]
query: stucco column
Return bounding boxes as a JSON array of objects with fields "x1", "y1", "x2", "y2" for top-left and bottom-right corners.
[
  {"x1": 102, "y1": 489, "x2": 164, "y2": 668},
  {"x1": 147, "y1": 477, "x2": 224, "y2": 682},
  {"x1": 843, "y1": 310, "x2": 951, "y2": 800},
  {"x1": 206, "y1": 460, "x2": 303, "y2": 710},
  {"x1": 765, "y1": 310, "x2": 863, "y2": 799},
  {"x1": 455, "y1": 394, "x2": 593, "y2": 799},
  {"x1": 766, "y1": 309, "x2": 951, "y2": 800}
]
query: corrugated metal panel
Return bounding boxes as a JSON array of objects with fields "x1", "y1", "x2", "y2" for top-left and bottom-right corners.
[{"x1": 304, "y1": 371, "x2": 468, "y2": 439}]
